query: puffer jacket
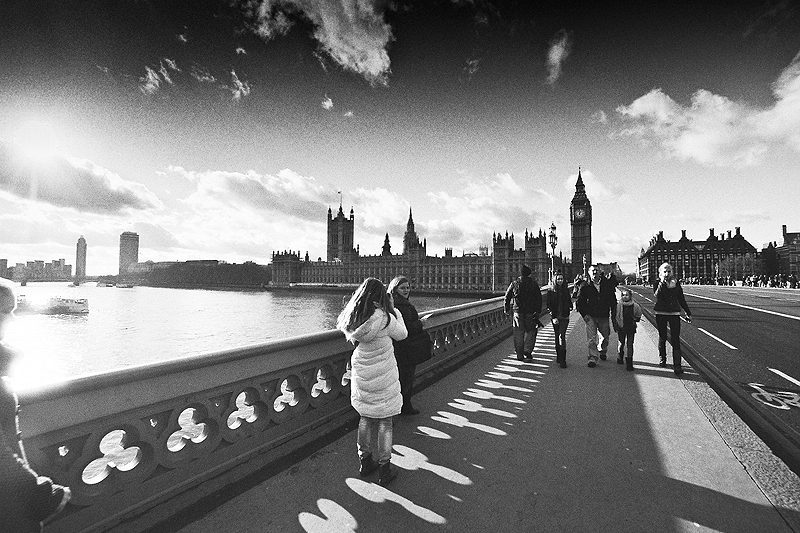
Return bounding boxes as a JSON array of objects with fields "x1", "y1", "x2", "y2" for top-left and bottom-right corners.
[
  {"x1": 347, "y1": 309, "x2": 407, "y2": 418},
  {"x1": 653, "y1": 280, "x2": 691, "y2": 316}
]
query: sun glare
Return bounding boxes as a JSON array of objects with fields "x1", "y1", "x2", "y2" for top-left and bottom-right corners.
[{"x1": 12, "y1": 121, "x2": 60, "y2": 162}]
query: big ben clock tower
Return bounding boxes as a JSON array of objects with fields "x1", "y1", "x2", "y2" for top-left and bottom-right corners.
[{"x1": 570, "y1": 168, "x2": 592, "y2": 273}]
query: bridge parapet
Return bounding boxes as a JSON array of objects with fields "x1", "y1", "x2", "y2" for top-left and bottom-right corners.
[{"x1": 19, "y1": 295, "x2": 520, "y2": 532}]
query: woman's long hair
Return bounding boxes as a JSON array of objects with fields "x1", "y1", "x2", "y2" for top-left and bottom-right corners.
[
  {"x1": 387, "y1": 275, "x2": 409, "y2": 299},
  {"x1": 336, "y1": 277, "x2": 392, "y2": 333}
]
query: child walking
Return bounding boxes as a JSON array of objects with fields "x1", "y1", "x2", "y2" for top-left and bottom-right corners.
[
  {"x1": 613, "y1": 287, "x2": 642, "y2": 371},
  {"x1": 337, "y1": 277, "x2": 407, "y2": 486}
]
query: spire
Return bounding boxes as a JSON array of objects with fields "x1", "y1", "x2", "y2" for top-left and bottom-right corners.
[
  {"x1": 406, "y1": 207, "x2": 414, "y2": 230},
  {"x1": 576, "y1": 166, "x2": 585, "y2": 190}
]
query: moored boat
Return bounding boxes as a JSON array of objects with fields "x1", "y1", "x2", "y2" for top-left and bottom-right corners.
[{"x1": 16, "y1": 296, "x2": 89, "y2": 315}]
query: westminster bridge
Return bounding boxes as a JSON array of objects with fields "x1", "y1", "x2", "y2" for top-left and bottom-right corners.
[{"x1": 19, "y1": 289, "x2": 800, "y2": 532}]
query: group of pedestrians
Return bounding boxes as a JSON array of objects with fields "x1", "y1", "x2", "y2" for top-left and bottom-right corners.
[{"x1": 503, "y1": 261, "x2": 691, "y2": 376}]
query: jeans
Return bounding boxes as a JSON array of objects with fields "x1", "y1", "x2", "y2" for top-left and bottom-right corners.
[
  {"x1": 357, "y1": 416, "x2": 393, "y2": 465},
  {"x1": 398, "y1": 363, "x2": 416, "y2": 408},
  {"x1": 656, "y1": 314, "x2": 682, "y2": 363},
  {"x1": 584, "y1": 315, "x2": 610, "y2": 362},
  {"x1": 512, "y1": 312, "x2": 538, "y2": 358},
  {"x1": 552, "y1": 318, "x2": 569, "y2": 353},
  {"x1": 618, "y1": 330, "x2": 635, "y2": 358}
]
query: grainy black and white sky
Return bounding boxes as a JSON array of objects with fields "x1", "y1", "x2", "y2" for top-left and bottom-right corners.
[{"x1": 1, "y1": 0, "x2": 798, "y2": 273}]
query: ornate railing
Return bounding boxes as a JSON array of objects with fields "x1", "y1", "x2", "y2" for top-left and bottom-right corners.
[{"x1": 18, "y1": 293, "x2": 533, "y2": 532}]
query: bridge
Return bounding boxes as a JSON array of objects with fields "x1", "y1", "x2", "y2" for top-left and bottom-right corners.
[{"x1": 20, "y1": 290, "x2": 800, "y2": 532}]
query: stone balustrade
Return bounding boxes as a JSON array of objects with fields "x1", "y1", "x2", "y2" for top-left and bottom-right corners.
[{"x1": 14, "y1": 293, "x2": 536, "y2": 532}]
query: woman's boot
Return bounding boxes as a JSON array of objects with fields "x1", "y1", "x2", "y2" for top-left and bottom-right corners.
[
  {"x1": 625, "y1": 356, "x2": 634, "y2": 371},
  {"x1": 359, "y1": 454, "x2": 378, "y2": 477},
  {"x1": 378, "y1": 462, "x2": 397, "y2": 487},
  {"x1": 673, "y1": 353, "x2": 683, "y2": 375}
]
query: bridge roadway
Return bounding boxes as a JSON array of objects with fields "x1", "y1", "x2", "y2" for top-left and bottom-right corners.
[{"x1": 165, "y1": 311, "x2": 800, "y2": 532}]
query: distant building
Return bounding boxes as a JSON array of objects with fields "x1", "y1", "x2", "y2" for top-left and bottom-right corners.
[
  {"x1": 638, "y1": 227, "x2": 758, "y2": 283},
  {"x1": 119, "y1": 232, "x2": 139, "y2": 276},
  {"x1": 9, "y1": 257, "x2": 72, "y2": 281},
  {"x1": 0, "y1": 259, "x2": 7, "y2": 279},
  {"x1": 76, "y1": 236, "x2": 87, "y2": 280},
  {"x1": 270, "y1": 178, "x2": 588, "y2": 292},
  {"x1": 762, "y1": 225, "x2": 800, "y2": 277}
]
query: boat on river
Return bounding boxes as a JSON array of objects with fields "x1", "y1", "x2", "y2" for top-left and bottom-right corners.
[{"x1": 16, "y1": 296, "x2": 90, "y2": 315}]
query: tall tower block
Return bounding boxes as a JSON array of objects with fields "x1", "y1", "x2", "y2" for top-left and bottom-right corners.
[
  {"x1": 76, "y1": 235, "x2": 87, "y2": 279},
  {"x1": 119, "y1": 232, "x2": 139, "y2": 276},
  {"x1": 570, "y1": 169, "x2": 592, "y2": 272}
]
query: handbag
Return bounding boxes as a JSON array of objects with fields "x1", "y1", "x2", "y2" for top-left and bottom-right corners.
[{"x1": 405, "y1": 331, "x2": 433, "y2": 365}]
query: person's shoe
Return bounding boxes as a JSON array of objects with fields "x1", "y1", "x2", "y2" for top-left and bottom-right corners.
[
  {"x1": 616, "y1": 354, "x2": 624, "y2": 364},
  {"x1": 659, "y1": 359, "x2": 667, "y2": 367},
  {"x1": 588, "y1": 360, "x2": 596, "y2": 368},
  {"x1": 359, "y1": 454, "x2": 379, "y2": 477},
  {"x1": 599, "y1": 352, "x2": 607, "y2": 361},
  {"x1": 401, "y1": 405, "x2": 420, "y2": 415},
  {"x1": 673, "y1": 364, "x2": 683, "y2": 376},
  {"x1": 559, "y1": 361, "x2": 567, "y2": 368},
  {"x1": 378, "y1": 462, "x2": 397, "y2": 487},
  {"x1": 516, "y1": 355, "x2": 524, "y2": 361},
  {"x1": 626, "y1": 357, "x2": 634, "y2": 371}
]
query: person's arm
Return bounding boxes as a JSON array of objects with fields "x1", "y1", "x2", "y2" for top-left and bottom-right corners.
[
  {"x1": 504, "y1": 281, "x2": 515, "y2": 314},
  {"x1": 388, "y1": 308, "x2": 408, "y2": 341},
  {"x1": 677, "y1": 285, "x2": 692, "y2": 320},
  {"x1": 575, "y1": 285, "x2": 587, "y2": 318}
]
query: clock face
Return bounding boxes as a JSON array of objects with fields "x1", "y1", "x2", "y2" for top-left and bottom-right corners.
[{"x1": 574, "y1": 208, "x2": 586, "y2": 219}]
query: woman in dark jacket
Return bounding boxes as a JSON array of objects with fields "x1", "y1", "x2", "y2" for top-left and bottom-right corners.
[
  {"x1": 1, "y1": 278, "x2": 71, "y2": 532},
  {"x1": 388, "y1": 276, "x2": 429, "y2": 415},
  {"x1": 653, "y1": 262, "x2": 692, "y2": 375},
  {"x1": 546, "y1": 271, "x2": 573, "y2": 368}
]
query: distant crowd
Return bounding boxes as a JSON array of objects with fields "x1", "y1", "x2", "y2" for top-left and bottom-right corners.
[{"x1": 679, "y1": 273, "x2": 799, "y2": 288}]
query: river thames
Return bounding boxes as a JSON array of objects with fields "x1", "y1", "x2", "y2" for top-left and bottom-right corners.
[{"x1": 4, "y1": 282, "x2": 477, "y2": 390}]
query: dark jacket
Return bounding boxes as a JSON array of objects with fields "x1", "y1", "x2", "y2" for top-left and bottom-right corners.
[
  {"x1": 504, "y1": 275, "x2": 542, "y2": 315},
  {"x1": 576, "y1": 277, "x2": 617, "y2": 319},
  {"x1": 1, "y1": 366, "x2": 69, "y2": 532},
  {"x1": 653, "y1": 280, "x2": 691, "y2": 316},
  {"x1": 546, "y1": 285, "x2": 573, "y2": 319},
  {"x1": 392, "y1": 294, "x2": 425, "y2": 367}
]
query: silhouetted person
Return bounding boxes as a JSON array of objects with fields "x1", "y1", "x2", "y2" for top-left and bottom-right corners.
[
  {"x1": 653, "y1": 262, "x2": 692, "y2": 375},
  {"x1": 576, "y1": 265, "x2": 618, "y2": 367},
  {"x1": 546, "y1": 271, "x2": 573, "y2": 368},
  {"x1": 504, "y1": 265, "x2": 542, "y2": 362},
  {"x1": 1, "y1": 278, "x2": 71, "y2": 532}
]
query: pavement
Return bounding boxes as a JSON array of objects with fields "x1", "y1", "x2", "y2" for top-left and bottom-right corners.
[{"x1": 173, "y1": 311, "x2": 800, "y2": 533}]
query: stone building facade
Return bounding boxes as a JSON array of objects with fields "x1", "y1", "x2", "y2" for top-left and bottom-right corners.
[{"x1": 638, "y1": 227, "x2": 758, "y2": 283}]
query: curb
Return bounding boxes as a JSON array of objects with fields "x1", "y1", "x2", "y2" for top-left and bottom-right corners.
[{"x1": 640, "y1": 306, "x2": 800, "y2": 477}]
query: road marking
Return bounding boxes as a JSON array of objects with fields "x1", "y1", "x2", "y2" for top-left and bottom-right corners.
[
  {"x1": 684, "y1": 292, "x2": 800, "y2": 322},
  {"x1": 697, "y1": 328, "x2": 738, "y2": 349},
  {"x1": 770, "y1": 368, "x2": 800, "y2": 388}
]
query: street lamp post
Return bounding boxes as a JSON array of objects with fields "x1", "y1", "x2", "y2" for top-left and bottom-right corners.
[{"x1": 548, "y1": 222, "x2": 557, "y2": 283}]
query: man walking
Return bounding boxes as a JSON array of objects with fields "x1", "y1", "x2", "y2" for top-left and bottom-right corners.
[
  {"x1": 576, "y1": 265, "x2": 617, "y2": 367},
  {"x1": 504, "y1": 265, "x2": 542, "y2": 362}
]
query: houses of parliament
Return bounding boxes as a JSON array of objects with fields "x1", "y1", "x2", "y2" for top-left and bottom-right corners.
[{"x1": 270, "y1": 173, "x2": 593, "y2": 293}]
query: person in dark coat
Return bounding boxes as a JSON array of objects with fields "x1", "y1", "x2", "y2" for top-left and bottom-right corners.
[
  {"x1": 0, "y1": 278, "x2": 71, "y2": 533},
  {"x1": 653, "y1": 262, "x2": 692, "y2": 375},
  {"x1": 387, "y1": 276, "x2": 429, "y2": 416},
  {"x1": 546, "y1": 271, "x2": 573, "y2": 368},
  {"x1": 576, "y1": 265, "x2": 618, "y2": 367},
  {"x1": 504, "y1": 265, "x2": 542, "y2": 362}
]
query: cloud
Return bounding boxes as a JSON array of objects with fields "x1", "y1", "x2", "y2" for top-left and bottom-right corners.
[
  {"x1": 228, "y1": 70, "x2": 251, "y2": 100},
  {"x1": 0, "y1": 141, "x2": 162, "y2": 214},
  {"x1": 545, "y1": 29, "x2": 572, "y2": 85},
  {"x1": 344, "y1": 110, "x2": 354, "y2": 117},
  {"x1": 321, "y1": 95, "x2": 334, "y2": 109},
  {"x1": 243, "y1": 0, "x2": 393, "y2": 86},
  {"x1": 463, "y1": 57, "x2": 480, "y2": 79},
  {"x1": 236, "y1": 46, "x2": 247, "y2": 55},
  {"x1": 591, "y1": 110, "x2": 608, "y2": 124},
  {"x1": 170, "y1": 166, "x2": 335, "y2": 222},
  {"x1": 742, "y1": 0, "x2": 795, "y2": 39},
  {"x1": 190, "y1": 65, "x2": 217, "y2": 83},
  {"x1": 614, "y1": 52, "x2": 800, "y2": 166},
  {"x1": 422, "y1": 173, "x2": 551, "y2": 253},
  {"x1": 139, "y1": 59, "x2": 180, "y2": 95},
  {"x1": 177, "y1": 33, "x2": 188, "y2": 43}
]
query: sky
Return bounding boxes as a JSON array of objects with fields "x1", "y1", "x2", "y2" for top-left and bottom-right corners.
[{"x1": 1, "y1": 0, "x2": 799, "y2": 275}]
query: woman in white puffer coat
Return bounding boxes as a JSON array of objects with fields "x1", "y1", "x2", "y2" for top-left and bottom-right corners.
[{"x1": 337, "y1": 277, "x2": 407, "y2": 487}]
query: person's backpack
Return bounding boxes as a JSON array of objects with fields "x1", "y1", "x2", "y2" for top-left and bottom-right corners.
[{"x1": 516, "y1": 276, "x2": 533, "y2": 305}]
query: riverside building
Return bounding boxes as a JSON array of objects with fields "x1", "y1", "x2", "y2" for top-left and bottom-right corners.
[
  {"x1": 271, "y1": 174, "x2": 593, "y2": 293},
  {"x1": 76, "y1": 235, "x2": 87, "y2": 281},
  {"x1": 638, "y1": 227, "x2": 758, "y2": 283},
  {"x1": 119, "y1": 231, "x2": 140, "y2": 276}
]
